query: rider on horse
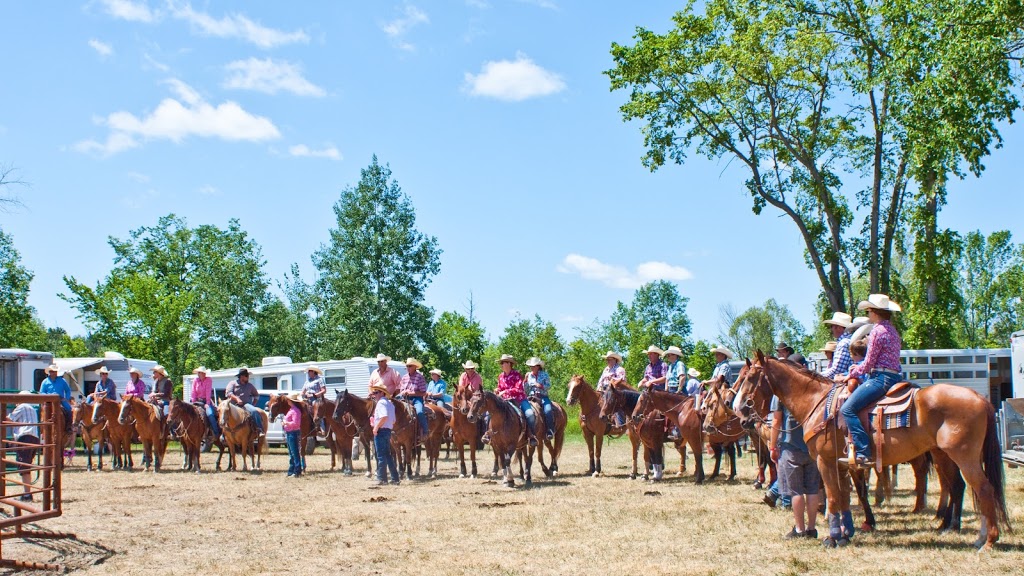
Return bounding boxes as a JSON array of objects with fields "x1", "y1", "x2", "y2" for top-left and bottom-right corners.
[
  {"x1": 524, "y1": 357, "x2": 555, "y2": 441},
  {"x1": 595, "y1": 351, "x2": 627, "y2": 426},
  {"x1": 820, "y1": 312, "x2": 854, "y2": 379},
  {"x1": 124, "y1": 367, "x2": 147, "y2": 399},
  {"x1": 226, "y1": 368, "x2": 264, "y2": 438},
  {"x1": 150, "y1": 365, "x2": 173, "y2": 422},
  {"x1": 490, "y1": 354, "x2": 538, "y2": 447},
  {"x1": 637, "y1": 346, "x2": 667, "y2": 392},
  {"x1": 190, "y1": 366, "x2": 221, "y2": 439},
  {"x1": 663, "y1": 346, "x2": 687, "y2": 394},
  {"x1": 398, "y1": 358, "x2": 429, "y2": 445},
  {"x1": 90, "y1": 366, "x2": 118, "y2": 403},
  {"x1": 426, "y1": 369, "x2": 448, "y2": 407},
  {"x1": 40, "y1": 364, "x2": 73, "y2": 434},
  {"x1": 302, "y1": 365, "x2": 327, "y2": 434}
]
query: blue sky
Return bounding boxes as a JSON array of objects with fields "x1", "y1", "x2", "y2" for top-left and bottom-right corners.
[{"x1": 2, "y1": 1, "x2": 1023, "y2": 349}]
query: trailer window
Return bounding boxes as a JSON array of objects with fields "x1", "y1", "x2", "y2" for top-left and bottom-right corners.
[
  {"x1": 324, "y1": 370, "x2": 346, "y2": 386},
  {"x1": 33, "y1": 369, "x2": 46, "y2": 392},
  {"x1": 260, "y1": 376, "x2": 278, "y2": 390},
  {"x1": 953, "y1": 371, "x2": 973, "y2": 379},
  {"x1": 952, "y1": 355, "x2": 972, "y2": 364}
]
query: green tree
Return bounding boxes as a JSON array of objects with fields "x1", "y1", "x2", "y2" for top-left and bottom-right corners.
[
  {"x1": 311, "y1": 156, "x2": 441, "y2": 360},
  {"x1": 43, "y1": 327, "x2": 101, "y2": 358},
  {"x1": 688, "y1": 340, "x2": 717, "y2": 379},
  {"x1": 242, "y1": 296, "x2": 313, "y2": 364},
  {"x1": 62, "y1": 214, "x2": 268, "y2": 380},
  {"x1": 0, "y1": 226, "x2": 46, "y2": 349},
  {"x1": 720, "y1": 299, "x2": 809, "y2": 359},
  {"x1": 425, "y1": 311, "x2": 486, "y2": 382},
  {"x1": 959, "y1": 230, "x2": 1018, "y2": 347},
  {"x1": 485, "y1": 315, "x2": 567, "y2": 400},
  {"x1": 604, "y1": 281, "x2": 692, "y2": 383}
]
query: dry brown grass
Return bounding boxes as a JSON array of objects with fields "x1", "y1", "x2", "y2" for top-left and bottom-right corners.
[{"x1": 3, "y1": 438, "x2": 1022, "y2": 575}]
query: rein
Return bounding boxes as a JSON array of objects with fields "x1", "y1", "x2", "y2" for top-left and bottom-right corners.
[{"x1": 752, "y1": 365, "x2": 838, "y2": 436}]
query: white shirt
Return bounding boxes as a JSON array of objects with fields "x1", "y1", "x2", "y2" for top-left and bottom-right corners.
[
  {"x1": 372, "y1": 397, "x2": 395, "y2": 430},
  {"x1": 10, "y1": 403, "x2": 38, "y2": 439}
]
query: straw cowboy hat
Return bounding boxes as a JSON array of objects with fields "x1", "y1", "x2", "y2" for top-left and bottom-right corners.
[
  {"x1": 823, "y1": 312, "x2": 853, "y2": 328},
  {"x1": 461, "y1": 360, "x2": 479, "y2": 370},
  {"x1": 404, "y1": 358, "x2": 423, "y2": 370},
  {"x1": 857, "y1": 293, "x2": 902, "y2": 312},
  {"x1": 664, "y1": 345, "x2": 684, "y2": 358},
  {"x1": 374, "y1": 353, "x2": 392, "y2": 362},
  {"x1": 850, "y1": 316, "x2": 870, "y2": 328},
  {"x1": 525, "y1": 357, "x2": 545, "y2": 368},
  {"x1": 820, "y1": 341, "x2": 838, "y2": 353},
  {"x1": 306, "y1": 365, "x2": 324, "y2": 375},
  {"x1": 497, "y1": 354, "x2": 517, "y2": 365},
  {"x1": 287, "y1": 391, "x2": 303, "y2": 403},
  {"x1": 192, "y1": 366, "x2": 209, "y2": 374},
  {"x1": 128, "y1": 366, "x2": 143, "y2": 376},
  {"x1": 687, "y1": 367, "x2": 701, "y2": 378},
  {"x1": 46, "y1": 364, "x2": 60, "y2": 373},
  {"x1": 710, "y1": 346, "x2": 735, "y2": 359},
  {"x1": 18, "y1": 390, "x2": 32, "y2": 395},
  {"x1": 96, "y1": 366, "x2": 110, "y2": 375},
  {"x1": 369, "y1": 383, "x2": 388, "y2": 395},
  {"x1": 151, "y1": 365, "x2": 167, "y2": 376},
  {"x1": 644, "y1": 345, "x2": 664, "y2": 356},
  {"x1": 429, "y1": 368, "x2": 444, "y2": 377},
  {"x1": 602, "y1": 351, "x2": 623, "y2": 363}
]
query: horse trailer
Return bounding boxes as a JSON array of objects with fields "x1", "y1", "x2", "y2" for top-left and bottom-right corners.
[
  {"x1": 0, "y1": 348, "x2": 54, "y2": 393},
  {"x1": 55, "y1": 352, "x2": 158, "y2": 399}
]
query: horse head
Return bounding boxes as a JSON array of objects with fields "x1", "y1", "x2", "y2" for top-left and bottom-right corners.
[
  {"x1": 702, "y1": 381, "x2": 734, "y2": 434},
  {"x1": 91, "y1": 393, "x2": 107, "y2": 423},
  {"x1": 332, "y1": 389, "x2": 349, "y2": 421},
  {"x1": 117, "y1": 397, "x2": 133, "y2": 425},
  {"x1": 631, "y1": 389, "x2": 652, "y2": 424},
  {"x1": 465, "y1": 391, "x2": 485, "y2": 424},
  {"x1": 732, "y1": 356, "x2": 771, "y2": 430},
  {"x1": 565, "y1": 375, "x2": 585, "y2": 406},
  {"x1": 267, "y1": 394, "x2": 287, "y2": 419},
  {"x1": 598, "y1": 386, "x2": 617, "y2": 422}
]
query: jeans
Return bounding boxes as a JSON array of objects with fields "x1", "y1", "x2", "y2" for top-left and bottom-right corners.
[
  {"x1": 285, "y1": 430, "x2": 301, "y2": 476},
  {"x1": 841, "y1": 371, "x2": 901, "y2": 458},
  {"x1": 374, "y1": 428, "x2": 400, "y2": 483},
  {"x1": 204, "y1": 404, "x2": 221, "y2": 437},
  {"x1": 535, "y1": 395, "x2": 555, "y2": 432},
  {"x1": 242, "y1": 404, "x2": 263, "y2": 433},
  {"x1": 768, "y1": 480, "x2": 792, "y2": 507},
  {"x1": 410, "y1": 396, "x2": 428, "y2": 436},
  {"x1": 519, "y1": 400, "x2": 537, "y2": 434}
]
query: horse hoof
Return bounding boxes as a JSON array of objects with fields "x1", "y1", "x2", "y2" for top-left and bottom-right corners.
[
  {"x1": 822, "y1": 537, "x2": 837, "y2": 549},
  {"x1": 592, "y1": 471, "x2": 601, "y2": 478},
  {"x1": 836, "y1": 537, "x2": 850, "y2": 547},
  {"x1": 860, "y1": 523, "x2": 873, "y2": 533}
]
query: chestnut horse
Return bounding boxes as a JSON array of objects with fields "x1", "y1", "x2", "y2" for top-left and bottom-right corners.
[
  {"x1": 631, "y1": 390, "x2": 709, "y2": 483},
  {"x1": 733, "y1": 353, "x2": 1008, "y2": 550},
  {"x1": 218, "y1": 401, "x2": 268, "y2": 472},
  {"x1": 417, "y1": 402, "x2": 449, "y2": 479},
  {"x1": 332, "y1": 390, "x2": 376, "y2": 479},
  {"x1": 566, "y1": 375, "x2": 631, "y2": 477},
  {"x1": 118, "y1": 396, "x2": 168, "y2": 472},
  {"x1": 312, "y1": 397, "x2": 358, "y2": 475},
  {"x1": 450, "y1": 384, "x2": 485, "y2": 478},
  {"x1": 73, "y1": 397, "x2": 107, "y2": 471},
  {"x1": 91, "y1": 397, "x2": 135, "y2": 470},
  {"x1": 169, "y1": 399, "x2": 207, "y2": 473},
  {"x1": 594, "y1": 385, "x2": 645, "y2": 479},
  {"x1": 701, "y1": 378, "x2": 776, "y2": 488},
  {"x1": 466, "y1": 390, "x2": 533, "y2": 488},
  {"x1": 529, "y1": 397, "x2": 568, "y2": 479}
]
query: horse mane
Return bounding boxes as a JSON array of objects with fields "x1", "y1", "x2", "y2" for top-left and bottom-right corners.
[
  {"x1": 482, "y1": 390, "x2": 517, "y2": 419},
  {"x1": 763, "y1": 356, "x2": 836, "y2": 389}
]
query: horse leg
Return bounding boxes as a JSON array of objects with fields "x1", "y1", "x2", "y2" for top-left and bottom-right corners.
[
  {"x1": 524, "y1": 447, "x2": 533, "y2": 488},
  {"x1": 727, "y1": 443, "x2": 737, "y2": 481},
  {"x1": 708, "y1": 444, "x2": 722, "y2": 480},
  {"x1": 851, "y1": 468, "x2": 876, "y2": 532},
  {"x1": 594, "y1": 433, "x2": 604, "y2": 477},
  {"x1": 910, "y1": 453, "x2": 930, "y2": 513},
  {"x1": 583, "y1": 429, "x2": 596, "y2": 476},
  {"x1": 817, "y1": 455, "x2": 849, "y2": 547}
]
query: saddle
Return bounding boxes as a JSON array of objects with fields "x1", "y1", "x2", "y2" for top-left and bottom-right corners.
[{"x1": 813, "y1": 381, "x2": 918, "y2": 472}]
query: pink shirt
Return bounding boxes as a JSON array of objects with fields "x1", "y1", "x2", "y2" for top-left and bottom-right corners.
[
  {"x1": 370, "y1": 368, "x2": 401, "y2": 396},
  {"x1": 282, "y1": 404, "x2": 302, "y2": 432},
  {"x1": 459, "y1": 371, "x2": 482, "y2": 392},
  {"x1": 497, "y1": 370, "x2": 525, "y2": 402},
  {"x1": 849, "y1": 319, "x2": 902, "y2": 378},
  {"x1": 124, "y1": 378, "x2": 146, "y2": 398},
  {"x1": 190, "y1": 376, "x2": 214, "y2": 404}
]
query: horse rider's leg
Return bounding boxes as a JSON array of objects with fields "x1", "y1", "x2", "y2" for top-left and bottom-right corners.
[
  {"x1": 520, "y1": 400, "x2": 538, "y2": 447},
  {"x1": 840, "y1": 374, "x2": 893, "y2": 464},
  {"x1": 242, "y1": 404, "x2": 263, "y2": 436},
  {"x1": 413, "y1": 398, "x2": 428, "y2": 444},
  {"x1": 541, "y1": 397, "x2": 555, "y2": 439}
]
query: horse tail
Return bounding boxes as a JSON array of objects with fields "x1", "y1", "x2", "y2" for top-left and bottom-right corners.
[{"x1": 982, "y1": 406, "x2": 1011, "y2": 530}]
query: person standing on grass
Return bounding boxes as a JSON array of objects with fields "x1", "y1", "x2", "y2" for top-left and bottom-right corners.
[
  {"x1": 370, "y1": 383, "x2": 400, "y2": 485},
  {"x1": 283, "y1": 393, "x2": 303, "y2": 478},
  {"x1": 770, "y1": 394, "x2": 819, "y2": 539},
  {"x1": 7, "y1": 391, "x2": 39, "y2": 502}
]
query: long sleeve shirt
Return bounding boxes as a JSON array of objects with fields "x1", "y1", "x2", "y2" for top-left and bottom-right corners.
[
  {"x1": 400, "y1": 372, "x2": 427, "y2": 396},
  {"x1": 597, "y1": 364, "x2": 626, "y2": 392},
  {"x1": 190, "y1": 376, "x2": 214, "y2": 404},
  {"x1": 40, "y1": 377, "x2": 72, "y2": 412},
  {"x1": 282, "y1": 404, "x2": 302, "y2": 432},
  {"x1": 821, "y1": 332, "x2": 853, "y2": 379},
  {"x1": 524, "y1": 371, "x2": 551, "y2": 397},
  {"x1": 458, "y1": 372, "x2": 482, "y2": 392},
  {"x1": 848, "y1": 320, "x2": 902, "y2": 379},
  {"x1": 496, "y1": 371, "x2": 526, "y2": 402},
  {"x1": 124, "y1": 378, "x2": 146, "y2": 399}
]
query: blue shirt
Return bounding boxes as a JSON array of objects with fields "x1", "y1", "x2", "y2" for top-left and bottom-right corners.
[
  {"x1": 712, "y1": 360, "x2": 732, "y2": 383},
  {"x1": 770, "y1": 396, "x2": 807, "y2": 453},
  {"x1": 92, "y1": 378, "x2": 118, "y2": 402},
  {"x1": 684, "y1": 377, "x2": 701, "y2": 397},
  {"x1": 426, "y1": 378, "x2": 447, "y2": 397},
  {"x1": 40, "y1": 376, "x2": 72, "y2": 411},
  {"x1": 524, "y1": 370, "x2": 551, "y2": 397},
  {"x1": 664, "y1": 360, "x2": 686, "y2": 393}
]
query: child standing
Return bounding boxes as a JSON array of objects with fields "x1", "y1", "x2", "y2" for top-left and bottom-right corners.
[{"x1": 283, "y1": 393, "x2": 303, "y2": 478}]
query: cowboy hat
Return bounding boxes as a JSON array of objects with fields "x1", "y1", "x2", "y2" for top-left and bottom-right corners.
[
  {"x1": 128, "y1": 366, "x2": 143, "y2": 376},
  {"x1": 820, "y1": 341, "x2": 838, "y2": 353},
  {"x1": 429, "y1": 368, "x2": 444, "y2": 377},
  {"x1": 192, "y1": 366, "x2": 209, "y2": 374},
  {"x1": 369, "y1": 383, "x2": 388, "y2": 395},
  {"x1": 664, "y1": 345, "x2": 684, "y2": 358},
  {"x1": 96, "y1": 366, "x2": 110, "y2": 375},
  {"x1": 525, "y1": 357, "x2": 545, "y2": 368},
  {"x1": 602, "y1": 351, "x2": 623, "y2": 363},
  {"x1": 857, "y1": 293, "x2": 902, "y2": 312},
  {"x1": 287, "y1": 391, "x2": 303, "y2": 403},
  {"x1": 46, "y1": 364, "x2": 60, "y2": 373},
  {"x1": 374, "y1": 353, "x2": 391, "y2": 362},
  {"x1": 849, "y1": 316, "x2": 870, "y2": 329},
  {"x1": 151, "y1": 365, "x2": 167, "y2": 376},
  {"x1": 236, "y1": 368, "x2": 250, "y2": 378},
  {"x1": 461, "y1": 360, "x2": 479, "y2": 370},
  {"x1": 687, "y1": 367, "x2": 701, "y2": 378},
  {"x1": 497, "y1": 354, "x2": 517, "y2": 365},
  {"x1": 710, "y1": 346, "x2": 735, "y2": 359},
  {"x1": 823, "y1": 312, "x2": 853, "y2": 328},
  {"x1": 644, "y1": 345, "x2": 664, "y2": 356},
  {"x1": 775, "y1": 341, "x2": 790, "y2": 351},
  {"x1": 306, "y1": 365, "x2": 324, "y2": 375},
  {"x1": 404, "y1": 358, "x2": 423, "y2": 370}
]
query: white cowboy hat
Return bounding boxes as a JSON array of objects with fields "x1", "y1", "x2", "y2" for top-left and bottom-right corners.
[
  {"x1": 306, "y1": 365, "x2": 324, "y2": 375},
  {"x1": 46, "y1": 364, "x2": 60, "y2": 373},
  {"x1": 849, "y1": 316, "x2": 870, "y2": 328},
  {"x1": 369, "y1": 383, "x2": 388, "y2": 395},
  {"x1": 128, "y1": 366, "x2": 143, "y2": 376},
  {"x1": 287, "y1": 391, "x2": 303, "y2": 403},
  {"x1": 96, "y1": 366, "x2": 110, "y2": 375},
  {"x1": 374, "y1": 353, "x2": 392, "y2": 362},
  {"x1": 429, "y1": 368, "x2": 444, "y2": 377},
  {"x1": 525, "y1": 357, "x2": 545, "y2": 368},
  {"x1": 192, "y1": 366, "x2": 209, "y2": 374},
  {"x1": 710, "y1": 346, "x2": 735, "y2": 359},
  {"x1": 404, "y1": 358, "x2": 423, "y2": 370},
  {"x1": 461, "y1": 360, "x2": 479, "y2": 370},
  {"x1": 687, "y1": 367, "x2": 701, "y2": 378},
  {"x1": 664, "y1": 345, "x2": 684, "y2": 358},
  {"x1": 823, "y1": 312, "x2": 853, "y2": 328},
  {"x1": 151, "y1": 365, "x2": 167, "y2": 376},
  {"x1": 497, "y1": 354, "x2": 517, "y2": 365},
  {"x1": 602, "y1": 351, "x2": 623, "y2": 363},
  {"x1": 644, "y1": 345, "x2": 664, "y2": 356},
  {"x1": 857, "y1": 293, "x2": 902, "y2": 313},
  {"x1": 820, "y1": 341, "x2": 838, "y2": 353}
]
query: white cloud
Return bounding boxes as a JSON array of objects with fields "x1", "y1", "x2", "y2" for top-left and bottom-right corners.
[
  {"x1": 198, "y1": 185, "x2": 219, "y2": 196},
  {"x1": 289, "y1": 144, "x2": 341, "y2": 161},
  {"x1": 382, "y1": 4, "x2": 428, "y2": 51},
  {"x1": 556, "y1": 254, "x2": 694, "y2": 290},
  {"x1": 74, "y1": 78, "x2": 280, "y2": 156},
  {"x1": 517, "y1": 0, "x2": 559, "y2": 9},
  {"x1": 143, "y1": 52, "x2": 170, "y2": 72},
  {"x1": 98, "y1": 0, "x2": 158, "y2": 23},
  {"x1": 223, "y1": 58, "x2": 325, "y2": 97},
  {"x1": 126, "y1": 171, "x2": 150, "y2": 183},
  {"x1": 170, "y1": 2, "x2": 309, "y2": 48},
  {"x1": 88, "y1": 39, "x2": 114, "y2": 57},
  {"x1": 463, "y1": 52, "x2": 566, "y2": 102}
]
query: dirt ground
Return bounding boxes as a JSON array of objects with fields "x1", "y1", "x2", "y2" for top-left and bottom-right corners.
[{"x1": 2, "y1": 439, "x2": 1022, "y2": 575}]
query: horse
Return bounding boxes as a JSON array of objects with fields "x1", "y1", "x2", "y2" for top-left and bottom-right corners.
[
  {"x1": 169, "y1": 399, "x2": 207, "y2": 472},
  {"x1": 631, "y1": 389, "x2": 709, "y2": 483},
  {"x1": 267, "y1": 394, "x2": 317, "y2": 472},
  {"x1": 594, "y1": 384, "x2": 645, "y2": 479},
  {"x1": 332, "y1": 390, "x2": 376, "y2": 478},
  {"x1": 528, "y1": 396, "x2": 568, "y2": 479},
  {"x1": 733, "y1": 352, "x2": 1008, "y2": 550},
  {"x1": 91, "y1": 397, "x2": 135, "y2": 469},
  {"x1": 218, "y1": 400, "x2": 268, "y2": 472},
  {"x1": 450, "y1": 384, "x2": 485, "y2": 478},
  {"x1": 73, "y1": 397, "x2": 107, "y2": 471},
  {"x1": 466, "y1": 390, "x2": 533, "y2": 488},
  {"x1": 312, "y1": 397, "x2": 358, "y2": 475},
  {"x1": 118, "y1": 396, "x2": 168, "y2": 472},
  {"x1": 566, "y1": 375, "x2": 631, "y2": 477},
  {"x1": 701, "y1": 377, "x2": 775, "y2": 488},
  {"x1": 637, "y1": 409, "x2": 668, "y2": 481}
]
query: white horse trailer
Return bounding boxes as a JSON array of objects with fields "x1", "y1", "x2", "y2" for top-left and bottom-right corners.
[
  {"x1": 998, "y1": 331, "x2": 1024, "y2": 466},
  {"x1": 181, "y1": 356, "x2": 408, "y2": 446},
  {"x1": 899, "y1": 347, "x2": 1012, "y2": 405},
  {"x1": 55, "y1": 352, "x2": 158, "y2": 399},
  {"x1": 0, "y1": 348, "x2": 54, "y2": 393}
]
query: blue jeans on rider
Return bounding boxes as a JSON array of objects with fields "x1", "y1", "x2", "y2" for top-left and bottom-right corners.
[
  {"x1": 285, "y1": 430, "x2": 301, "y2": 476},
  {"x1": 536, "y1": 395, "x2": 554, "y2": 433},
  {"x1": 242, "y1": 404, "x2": 264, "y2": 433},
  {"x1": 374, "y1": 428, "x2": 400, "y2": 484},
  {"x1": 410, "y1": 396, "x2": 428, "y2": 436},
  {"x1": 519, "y1": 400, "x2": 537, "y2": 434},
  {"x1": 768, "y1": 480, "x2": 792, "y2": 508},
  {"x1": 841, "y1": 371, "x2": 901, "y2": 459},
  {"x1": 204, "y1": 404, "x2": 221, "y2": 437}
]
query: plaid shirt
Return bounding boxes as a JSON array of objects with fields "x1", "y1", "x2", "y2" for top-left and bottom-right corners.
[
  {"x1": 849, "y1": 319, "x2": 902, "y2": 378},
  {"x1": 643, "y1": 360, "x2": 666, "y2": 382},
  {"x1": 400, "y1": 371, "x2": 427, "y2": 396},
  {"x1": 712, "y1": 360, "x2": 731, "y2": 382},
  {"x1": 497, "y1": 370, "x2": 526, "y2": 402},
  {"x1": 597, "y1": 364, "x2": 626, "y2": 391},
  {"x1": 821, "y1": 332, "x2": 853, "y2": 379}
]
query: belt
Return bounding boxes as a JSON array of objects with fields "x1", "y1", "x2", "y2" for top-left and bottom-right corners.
[{"x1": 872, "y1": 368, "x2": 900, "y2": 375}]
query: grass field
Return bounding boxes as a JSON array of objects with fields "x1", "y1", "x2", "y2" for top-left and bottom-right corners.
[{"x1": 2, "y1": 437, "x2": 1022, "y2": 575}]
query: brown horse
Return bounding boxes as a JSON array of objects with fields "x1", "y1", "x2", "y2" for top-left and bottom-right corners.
[
  {"x1": 528, "y1": 397, "x2": 568, "y2": 479},
  {"x1": 218, "y1": 401, "x2": 268, "y2": 472},
  {"x1": 466, "y1": 390, "x2": 533, "y2": 488},
  {"x1": 733, "y1": 352, "x2": 1008, "y2": 550},
  {"x1": 169, "y1": 399, "x2": 207, "y2": 473},
  {"x1": 632, "y1": 389, "x2": 709, "y2": 483},
  {"x1": 118, "y1": 396, "x2": 168, "y2": 472},
  {"x1": 637, "y1": 409, "x2": 669, "y2": 481},
  {"x1": 73, "y1": 397, "x2": 107, "y2": 471},
  {"x1": 450, "y1": 384, "x2": 486, "y2": 478},
  {"x1": 594, "y1": 385, "x2": 645, "y2": 479},
  {"x1": 332, "y1": 390, "x2": 377, "y2": 479},
  {"x1": 312, "y1": 397, "x2": 358, "y2": 475},
  {"x1": 565, "y1": 375, "x2": 632, "y2": 477},
  {"x1": 91, "y1": 397, "x2": 135, "y2": 470},
  {"x1": 267, "y1": 394, "x2": 317, "y2": 473},
  {"x1": 701, "y1": 378, "x2": 776, "y2": 488}
]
